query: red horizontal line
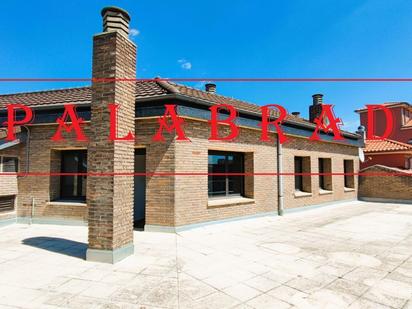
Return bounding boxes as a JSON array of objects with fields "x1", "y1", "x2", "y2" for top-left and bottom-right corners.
[
  {"x1": 1, "y1": 172, "x2": 410, "y2": 177},
  {"x1": 1, "y1": 78, "x2": 412, "y2": 82}
]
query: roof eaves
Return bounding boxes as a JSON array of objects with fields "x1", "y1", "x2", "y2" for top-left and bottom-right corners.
[{"x1": 145, "y1": 92, "x2": 360, "y2": 140}]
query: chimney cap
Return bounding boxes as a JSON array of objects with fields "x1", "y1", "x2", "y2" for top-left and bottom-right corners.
[
  {"x1": 312, "y1": 93, "x2": 324, "y2": 98},
  {"x1": 312, "y1": 93, "x2": 324, "y2": 105},
  {"x1": 205, "y1": 83, "x2": 216, "y2": 93},
  {"x1": 101, "y1": 6, "x2": 131, "y2": 21}
]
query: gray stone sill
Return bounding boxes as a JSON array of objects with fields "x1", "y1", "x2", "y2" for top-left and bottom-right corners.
[
  {"x1": 319, "y1": 189, "x2": 333, "y2": 195},
  {"x1": 208, "y1": 197, "x2": 255, "y2": 208},
  {"x1": 47, "y1": 201, "x2": 87, "y2": 207},
  {"x1": 344, "y1": 187, "x2": 356, "y2": 192},
  {"x1": 294, "y1": 191, "x2": 312, "y2": 198}
]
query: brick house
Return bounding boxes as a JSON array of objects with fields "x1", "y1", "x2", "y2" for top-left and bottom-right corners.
[
  {"x1": 0, "y1": 7, "x2": 362, "y2": 263},
  {"x1": 361, "y1": 139, "x2": 412, "y2": 169},
  {"x1": 356, "y1": 102, "x2": 412, "y2": 169}
]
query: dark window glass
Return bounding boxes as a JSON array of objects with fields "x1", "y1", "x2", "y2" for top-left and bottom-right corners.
[
  {"x1": 60, "y1": 150, "x2": 87, "y2": 200},
  {"x1": 208, "y1": 151, "x2": 244, "y2": 197},
  {"x1": 344, "y1": 160, "x2": 354, "y2": 188},
  {"x1": 2, "y1": 157, "x2": 18, "y2": 173},
  {"x1": 318, "y1": 158, "x2": 325, "y2": 189},
  {"x1": 294, "y1": 157, "x2": 303, "y2": 191}
]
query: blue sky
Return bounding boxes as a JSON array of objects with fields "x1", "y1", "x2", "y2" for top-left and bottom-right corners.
[{"x1": 1, "y1": 0, "x2": 412, "y2": 131}]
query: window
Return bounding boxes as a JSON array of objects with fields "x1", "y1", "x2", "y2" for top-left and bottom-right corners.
[
  {"x1": 0, "y1": 157, "x2": 18, "y2": 173},
  {"x1": 318, "y1": 158, "x2": 332, "y2": 191},
  {"x1": 60, "y1": 150, "x2": 87, "y2": 200},
  {"x1": 0, "y1": 195, "x2": 15, "y2": 213},
  {"x1": 208, "y1": 151, "x2": 244, "y2": 197},
  {"x1": 294, "y1": 156, "x2": 311, "y2": 193},
  {"x1": 344, "y1": 160, "x2": 355, "y2": 189}
]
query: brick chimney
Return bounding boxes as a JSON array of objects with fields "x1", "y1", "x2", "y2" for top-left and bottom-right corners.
[
  {"x1": 309, "y1": 93, "x2": 324, "y2": 123},
  {"x1": 205, "y1": 83, "x2": 216, "y2": 93},
  {"x1": 87, "y1": 6, "x2": 136, "y2": 263}
]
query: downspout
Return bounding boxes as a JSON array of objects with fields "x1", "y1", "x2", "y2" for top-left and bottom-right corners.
[
  {"x1": 277, "y1": 136, "x2": 284, "y2": 216},
  {"x1": 21, "y1": 125, "x2": 31, "y2": 177},
  {"x1": 20, "y1": 126, "x2": 33, "y2": 223}
]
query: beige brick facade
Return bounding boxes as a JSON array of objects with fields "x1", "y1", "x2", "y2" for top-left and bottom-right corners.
[
  {"x1": 87, "y1": 30, "x2": 136, "y2": 252},
  {"x1": 0, "y1": 117, "x2": 361, "y2": 229},
  {"x1": 283, "y1": 137, "x2": 359, "y2": 209},
  {"x1": 359, "y1": 165, "x2": 412, "y2": 201}
]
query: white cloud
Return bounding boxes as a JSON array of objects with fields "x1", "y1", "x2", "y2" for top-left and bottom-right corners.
[
  {"x1": 129, "y1": 28, "x2": 140, "y2": 38},
  {"x1": 178, "y1": 58, "x2": 192, "y2": 70}
]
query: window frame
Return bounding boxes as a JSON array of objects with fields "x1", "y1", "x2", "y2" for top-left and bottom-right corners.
[
  {"x1": 343, "y1": 159, "x2": 355, "y2": 189},
  {"x1": 318, "y1": 157, "x2": 332, "y2": 191},
  {"x1": 60, "y1": 150, "x2": 87, "y2": 201},
  {"x1": 208, "y1": 150, "x2": 245, "y2": 198},
  {"x1": 0, "y1": 156, "x2": 19, "y2": 173},
  {"x1": 294, "y1": 156, "x2": 303, "y2": 191},
  {"x1": 294, "y1": 156, "x2": 312, "y2": 193}
]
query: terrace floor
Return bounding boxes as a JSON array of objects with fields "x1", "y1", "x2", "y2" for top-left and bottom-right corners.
[{"x1": 0, "y1": 201, "x2": 412, "y2": 308}]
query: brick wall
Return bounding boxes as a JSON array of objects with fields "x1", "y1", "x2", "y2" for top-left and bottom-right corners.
[
  {"x1": 0, "y1": 117, "x2": 361, "y2": 227},
  {"x1": 135, "y1": 118, "x2": 175, "y2": 226},
  {"x1": 282, "y1": 137, "x2": 359, "y2": 209},
  {"x1": 359, "y1": 165, "x2": 412, "y2": 201},
  {"x1": 0, "y1": 126, "x2": 89, "y2": 221},
  {"x1": 87, "y1": 30, "x2": 136, "y2": 251},
  {"x1": 173, "y1": 119, "x2": 278, "y2": 227}
]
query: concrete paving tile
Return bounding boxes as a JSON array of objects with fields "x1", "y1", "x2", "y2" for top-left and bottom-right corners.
[
  {"x1": 80, "y1": 282, "x2": 121, "y2": 299},
  {"x1": 246, "y1": 293, "x2": 291, "y2": 309},
  {"x1": 0, "y1": 287, "x2": 45, "y2": 308},
  {"x1": 178, "y1": 272, "x2": 217, "y2": 300},
  {"x1": 222, "y1": 283, "x2": 262, "y2": 302},
  {"x1": 261, "y1": 269, "x2": 297, "y2": 284},
  {"x1": 285, "y1": 277, "x2": 325, "y2": 293},
  {"x1": 343, "y1": 266, "x2": 389, "y2": 286},
  {"x1": 56, "y1": 278, "x2": 93, "y2": 294},
  {"x1": 349, "y1": 298, "x2": 394, "y2": 309},
  {"x1": 326, "y1": 278, "x2": 370, "y2": 297},
  {"x1": 202, "y1": 274, "x2": 239, "y2": 290},
  {"x1": 243, "y1": 274, "x2": 281, "y2": 292},
  {"x1": 292, "y1": 289, "x2": 357, "y2": 309},
  {"x1": 184, "y1": 291, "x2": 240, "y2": 309},
  {"x1": 363, "y1": 288, "x2": 407, "y2": 308},
  {"x1": 100, "y1": 272, "x2": 137, "y2": 285},
  {"x1": 139, "y1": 278, "x2": 178, "y2": 308},
  {"x1": 266, "y1": 284, "x2": 308, "y2": 306}
]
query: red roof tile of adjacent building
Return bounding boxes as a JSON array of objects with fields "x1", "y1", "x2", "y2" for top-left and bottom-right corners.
[
  {"x1": 355, "y1": 102, "x2": 411, "y2": 113},
  {"x1": 364, "y1": 138, "x2": 412, "y2": 153}
]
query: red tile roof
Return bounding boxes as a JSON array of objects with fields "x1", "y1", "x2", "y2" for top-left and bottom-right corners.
[
  {"x1": 364, "y1": 138, "x2": 412, "y2": 153},
  {"x1": 0, "y1": 80, "x2": 305, "y2": 122},
  {"x1": 0, "y1": 79, "x2": 356, "y2": 135},
  {"x1": 0, "y1": 87, "x2": 91, "y2": 108},
  {"x1": 355, "y1": 102, "x2": 411, "y2": 113}
]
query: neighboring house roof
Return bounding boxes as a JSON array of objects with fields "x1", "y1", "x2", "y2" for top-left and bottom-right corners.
[
  {"x1": 364, "y1": 138, "x2": 412, "y2": 153},
  {"x1": 355, "y1": 101, "x2": 412, "y2": 113},
  {"x1": 0, "y1": 79, "x2": 359, "y2": 138}
]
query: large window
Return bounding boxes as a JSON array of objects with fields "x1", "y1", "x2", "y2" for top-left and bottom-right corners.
[
  {"x1": 344, "y1": 160, "x2": 355, "y2": 189},
  {"x1": 318, "y1": 158, "x2": 332, "y2": 191},
  {"x1": 60, "y1": 150, "x2": 87, "y2": 200},
  {"x1": 0, "y1": 157, "x2": 18, "y2": 173},
  {"x1": 208, "y1": 151, "x2": 244, "y2": 197},
  {"x1": 294, "y1": 156, "x2": 311, "y2": 193}
]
